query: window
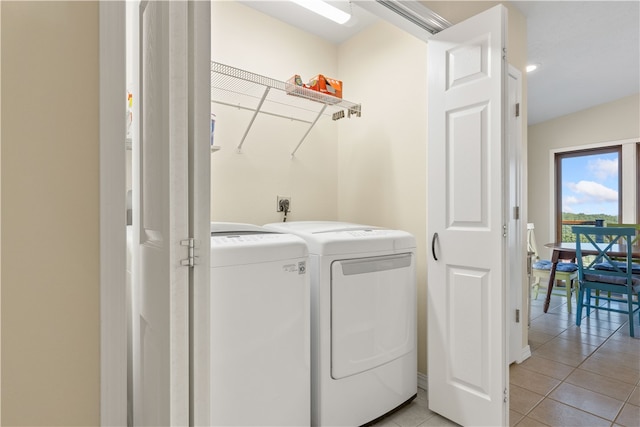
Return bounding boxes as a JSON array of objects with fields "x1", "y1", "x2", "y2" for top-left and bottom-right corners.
[{"x1": 555, "y1": 146, "x2": 622, "y2": 242}]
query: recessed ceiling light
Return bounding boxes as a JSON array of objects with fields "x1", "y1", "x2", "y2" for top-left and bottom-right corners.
[
  {"x1": 526, "y1": 64, "x2": 539, "y2": 73},
  {"x1": 290, "y1": 0, "x2": 351, "y2": 25}
]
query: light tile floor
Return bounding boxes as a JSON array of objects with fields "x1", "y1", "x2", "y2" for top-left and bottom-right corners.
[
  {"x1": 370, "y1": 388, "x2": 460, "y2": 427},
  {"x1": 372, "y1": 294, "x2": 639, "y2": 427},
  {"x1": 511, "y1": 294, "x2": 639, "y2": 427}
]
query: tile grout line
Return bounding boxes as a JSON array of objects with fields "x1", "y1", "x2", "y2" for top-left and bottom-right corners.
[
  {"x1": 588, "y1": 325, "x2": 639, "y2": 425},
  {"x1": 513, "y1": 326, "x2": 578, "y2": 425},
  {"x1": 515, "y1": 298, "x2": 640, "y2": 426},
  {"x1": 542, "y1": 394, "x2": 622, "y2": 425}
]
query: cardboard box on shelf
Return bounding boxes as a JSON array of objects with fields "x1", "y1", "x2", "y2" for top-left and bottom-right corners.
[{"x1": 307, "y1": 74, "x2": 342, "y2": 99}]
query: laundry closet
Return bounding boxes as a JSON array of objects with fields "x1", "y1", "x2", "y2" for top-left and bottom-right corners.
[
  {"x1": 126, "y1": 1, "x2": 528, "y2": 425},
  {"x1": 209, "y1": 0, "x2": 429, "y2": 369},
  {"x1": 211, "y1": 1, "x2": 427, "y2": 372},
  {"x1": 210, "y1": 2, "x2": 427, "y2": 232}
]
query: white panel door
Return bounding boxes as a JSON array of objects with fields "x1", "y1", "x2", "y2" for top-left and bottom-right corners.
[
  {"x1": 134, "y1": 1, "x2": 190, "y2": 425},
  {"x1": 427, "y1": 5, "x2": 507, "y2": 426}
]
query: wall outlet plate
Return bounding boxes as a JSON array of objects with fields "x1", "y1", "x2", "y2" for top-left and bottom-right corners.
[{"x1": 276, "y1": 196, "x2": 291, "y2": 212}]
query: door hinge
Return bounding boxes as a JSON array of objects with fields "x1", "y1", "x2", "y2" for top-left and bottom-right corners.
[
  {"x1": 515, "y1": 103, "x2": 520, "y2": 117},
  {"x1": 503, "y1": 224, "x2": 507, "y2": 238},
  {"x1": 513, "y1": 206, "x2": 520, "y2": 220},
  {"x1": 516, "y1": 309, "x2": 520, "y2": 323},
  {"x1": 504, "y1": 388, "x2": 508, "y2": 403},
  {"x1": 180, "y1": 238, "x2": 198, "y2": 268}
]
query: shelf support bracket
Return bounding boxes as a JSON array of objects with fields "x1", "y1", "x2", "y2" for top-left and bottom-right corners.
[
  {"x1": 237, "y1": 86, "x2": 270, "y2": 152},
  {"x1": 291, "y1": 104, "x2": 327, "y2": 157}
]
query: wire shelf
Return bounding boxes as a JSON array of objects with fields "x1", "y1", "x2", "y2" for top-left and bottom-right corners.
[{"x1": 210, "y1": 62, "x2": 361, "y2": 155}]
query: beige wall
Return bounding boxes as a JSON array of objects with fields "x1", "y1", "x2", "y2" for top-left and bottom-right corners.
[
  {"x1": 210, "y1": 1, "x2": 340, "y2": 224},
  {"x1": 211, "y1": 2, "x2": 338, "y2": 224},
  {"x1": 1, "y1": 1, "x2": 100, "y2": 425},
  {"x1": 528, "y1": 93, "x2": 640, "y2": 259}
]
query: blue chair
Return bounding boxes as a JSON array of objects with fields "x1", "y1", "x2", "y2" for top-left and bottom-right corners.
[
  {"x1": 595, "y1": 223, "x2": 640, "y2": 303},
  {"x1": 573, "y1": 226, "x2": 640, "y2": 337}
]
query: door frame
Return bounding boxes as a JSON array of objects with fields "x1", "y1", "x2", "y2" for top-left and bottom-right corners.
[
  {"x1": 507, "y1": 64, "x2": 529, "y2": 364},
  {"x1": 99, "y1": 2, "x2": 211, "y2": 423}
]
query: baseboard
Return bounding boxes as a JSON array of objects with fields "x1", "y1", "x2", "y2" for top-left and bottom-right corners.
[
  {"x1": 517, "y1": 345, "x2": 532, "y2": 363},
  {"x1": 417, "y1": 372, "x2": 428, "y2": 391}
]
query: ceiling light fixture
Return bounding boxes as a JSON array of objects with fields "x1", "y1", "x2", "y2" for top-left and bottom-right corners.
[
  {"x1": 526, "y1": 64, "x2": 539, "y2": 73},
  {"x1": 290, "y1": 0, "x2": 351, "y2": 25}
]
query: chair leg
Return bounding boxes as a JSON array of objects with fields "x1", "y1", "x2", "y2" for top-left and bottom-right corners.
[
  {"x1": 628, "y1": 293, "x2": 635, "y2": 338},
  {"x1": 637, "y1": 294, "x2": 640, "y2": 330},
  {"x1": 565, "y1": 280, "x2": 572, "y2": 314},
  {"x1": 532, "y1": 277, "x2": 539, "y2": 300},
  {"x1": 576, "y1": 286, "x2": 585, "y2": 327}
]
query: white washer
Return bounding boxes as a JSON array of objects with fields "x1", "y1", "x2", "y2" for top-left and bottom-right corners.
[
  {"x1": 263, "y1": 221, "x2": 417, "y2": 426},
  {"x1": 209, "y1": 222, "x2": 310, "y2": 426}
]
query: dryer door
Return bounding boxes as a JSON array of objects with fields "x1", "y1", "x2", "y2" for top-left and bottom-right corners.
[{"x1": 331, "y1": 253, "x2": 415, "y2": 379}]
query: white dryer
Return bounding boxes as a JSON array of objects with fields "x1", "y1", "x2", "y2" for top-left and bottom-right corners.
[
  {"x1": 209, "y1": 222, "x2": 310, "y2": 426},
  {"x1": 263, "y1": 221, "x2": 417, "y2": 426}
]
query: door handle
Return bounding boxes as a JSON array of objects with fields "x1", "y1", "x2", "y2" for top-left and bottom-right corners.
[{"x1": 432, "y1": 233, "x2": 439, "y2": 261}]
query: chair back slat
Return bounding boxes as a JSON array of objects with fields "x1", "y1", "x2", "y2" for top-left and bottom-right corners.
[
  {"x1": 605, "y1": 223, "x2": 640, "y2": 245},
  {"x1": 572, "y1": 226, "x2": 636, "y2": 284},
  {"x1": 527, "y1": 223, "x2": 539, "y2": 260}
]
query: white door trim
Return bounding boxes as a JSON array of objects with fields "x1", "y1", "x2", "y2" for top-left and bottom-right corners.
[
  {"x1": 99, "y1": 2, "x2": 210, "y2": 423},
  {"x1": 190, "y1": 1, "x2": 212, "y2": 424},
  {"x1": 99, "y1": 2, "x2": 127, "y2": 425},
  {"x1": 507, "y1": 64, "x2": 526, "y2": 364}
]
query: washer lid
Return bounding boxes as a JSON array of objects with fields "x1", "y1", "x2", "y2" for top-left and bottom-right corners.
[
  {"x1": 210, "y1": 222, "x2": 307, "y2": 267},
  {"x1": 210, "y1": 221, "x2": 273, "y2": 235},
  {"x1": 263, "y1": 221, "x2": 416, "y2": 255},
  {"x1": 263, "y1": 221, "x2": 374, "y2": 234}
]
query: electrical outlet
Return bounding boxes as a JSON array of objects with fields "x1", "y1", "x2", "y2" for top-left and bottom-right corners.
[{"x1": 276, "y1": 196, "x2": 291, "y2": 212}]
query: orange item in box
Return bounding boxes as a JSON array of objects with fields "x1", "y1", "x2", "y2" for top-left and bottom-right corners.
[{"x1": 307, "y1": 74, "x2": 342, "y2": 99}]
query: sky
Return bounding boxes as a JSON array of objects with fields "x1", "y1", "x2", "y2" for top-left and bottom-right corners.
[{"x1": 561, "y1": 152, "x2": 619, "y2": 216}]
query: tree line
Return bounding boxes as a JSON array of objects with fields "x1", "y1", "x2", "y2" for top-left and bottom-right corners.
[{"x1": 561, "y1": 213, "x2": 618, "y2": 242}]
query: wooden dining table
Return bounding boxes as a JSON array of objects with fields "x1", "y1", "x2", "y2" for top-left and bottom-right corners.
[{"x1": 542, "y1": 242, "x2": 640, "y2": 313}]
